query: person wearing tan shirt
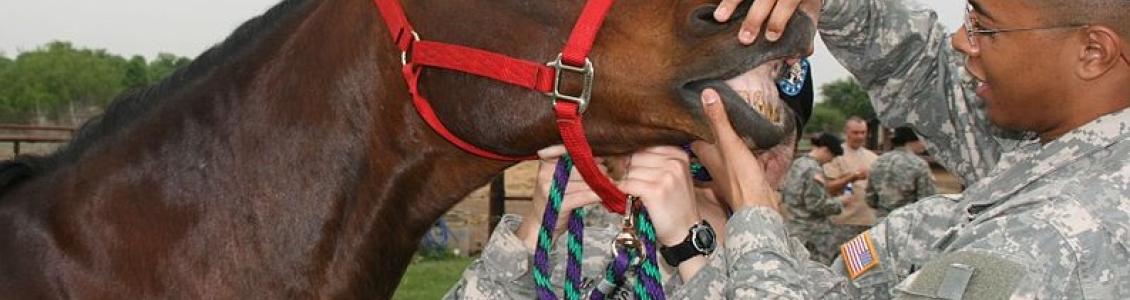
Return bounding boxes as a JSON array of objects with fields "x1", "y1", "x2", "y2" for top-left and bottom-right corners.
[{"x1": 824, "y1": 117, "x2": 877, "y2": 226}]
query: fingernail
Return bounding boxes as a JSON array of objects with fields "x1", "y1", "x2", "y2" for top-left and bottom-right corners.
[
  {"x1": 704, "y1": 90, "x2": 719, "y2": 105},
  {"x1": 714, "y1": 6, "x2": 729, "y2": 21},
  {"x1": 765, "y1": 31, "x2": 781, "y2": 41},
  {"x1": 739, "y1": 30, "x2": 755, "y2": 44}
]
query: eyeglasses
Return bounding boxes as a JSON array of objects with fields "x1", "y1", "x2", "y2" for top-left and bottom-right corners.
[{"x1": 963, "y1": 3, "x2": 1087, "y2": 51}]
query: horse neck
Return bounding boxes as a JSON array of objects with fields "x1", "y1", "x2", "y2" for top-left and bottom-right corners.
[{"x1": 6, "y1": 0, "x2": 512, "y2": 297}]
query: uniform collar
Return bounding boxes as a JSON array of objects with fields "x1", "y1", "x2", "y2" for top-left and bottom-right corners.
[{"x1": 965, "y1": 107, "x2": 1130, "y2": 208}]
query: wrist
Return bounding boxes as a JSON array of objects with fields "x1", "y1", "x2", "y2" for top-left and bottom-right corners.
[
  {"x1": 661, "y1": 216, "x2": 701, "y2": 246},
  {"x1": 676, "y1": 255, "x2": 708, "y2": 282},
  {"x1": 515, "y1": 218, "x2": 540, "y2": 250}
]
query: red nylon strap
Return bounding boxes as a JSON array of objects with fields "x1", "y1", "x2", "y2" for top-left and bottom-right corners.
[
  {"x1": 373, "y1": 0, "x2": 414, "y2": 51},
  {"x1": 555, "y1": 102, "x2": 626, "y2": 214},
  {"x1": 402, "y1": 64, "x2": 537, "y2": 161},
  {"x1": 412, "y1": 41, "x2": 556, "y2": 93},
  {"x1": 561, "y1": 0, "x2": 614, "y2": 67}
]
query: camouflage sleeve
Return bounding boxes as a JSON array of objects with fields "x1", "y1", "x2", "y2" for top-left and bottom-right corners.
[
  {"x1": 864, "y1": 173, "x2": 880, "y2": 210},
  {"x1": 803, "y1": 169, "x2": 844, "y2": 217},
  {"x1": 444, "y1": 214, "x2": 537, "y2": 299},
  {"x1": 819, "y1": 0, "x2": 1025, "y2": 185},
  {"x1": 725, "y1": 207, "x2": 856, "y2": 299},
  {"x1": 669, "y1": 259, "x2": 728, "y2": 299},
  {"x1": 914, "y1": 161, "x2": 937, "y2": 200}
]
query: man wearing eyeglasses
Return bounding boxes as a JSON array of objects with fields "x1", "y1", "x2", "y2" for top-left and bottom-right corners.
[{"x1": 676, "y1": 0, "x2": 1130, "y2": 298}]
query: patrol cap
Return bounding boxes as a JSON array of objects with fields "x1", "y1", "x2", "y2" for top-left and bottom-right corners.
[{"x1": 810, "y1": 133, "x2": 844, "y2": 156}]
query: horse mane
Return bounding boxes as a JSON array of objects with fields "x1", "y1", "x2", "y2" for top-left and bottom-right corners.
[{"x1": 0, "y1": 0, "x2": 313, "y2": 194}]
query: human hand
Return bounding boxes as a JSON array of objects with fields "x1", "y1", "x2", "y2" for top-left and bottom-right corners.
[
  {"x1": 854, "y1": 168, "x2": 869, "y2": 180},
  {"x1": 516, "y1": 145, "x2": 604, "y2": 250},
  {"x1": 617, "y1": 146, "x2": 701, "y2": 247},
  {"x1": 690, "y1": 89, "x2": 779, "y2": 211},
  {"x1": 713, "y1": 0, "x2": 824, "y2": 45}
]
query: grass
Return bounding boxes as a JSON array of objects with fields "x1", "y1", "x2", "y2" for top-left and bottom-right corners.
[{"x1": 392, "y1": 255, "x2": 475, "y2": 300}]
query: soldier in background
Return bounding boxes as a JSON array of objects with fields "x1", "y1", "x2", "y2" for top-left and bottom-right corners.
[
  {"x1": 865, "y1": 126, "x2": 936, "y2": 219},
  {"x1": 824, "y1": 117, "x2": 878, "y2": 226},
  {"x1": 779, "y1": 133, "x2": 856, "y2": 265}
]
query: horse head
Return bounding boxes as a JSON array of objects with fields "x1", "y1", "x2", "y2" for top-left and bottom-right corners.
[{"x1": 395, "y1": 0, "x2": 815, "y2": 157}]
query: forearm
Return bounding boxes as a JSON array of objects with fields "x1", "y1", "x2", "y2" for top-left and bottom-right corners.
[
  {"x1": 825, "y1": 174, "x2": 855, "y2": 195},
  {"x1": 724, "y1": 207, "x2": 855, "y2": 298}
]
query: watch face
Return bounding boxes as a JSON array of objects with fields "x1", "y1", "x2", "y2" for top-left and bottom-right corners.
[{"x1": 691, "y1": 224, "x2": 716, "y2": 254}]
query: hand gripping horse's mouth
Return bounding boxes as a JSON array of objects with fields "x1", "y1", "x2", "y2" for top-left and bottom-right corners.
[{"x1": 680, "y1": 56, "x2": 801, "y2": 150}]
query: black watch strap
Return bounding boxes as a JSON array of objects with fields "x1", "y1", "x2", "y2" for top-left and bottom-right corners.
[
  {"x1": 661, "y1": 240, "x2": 700, "y2": 267},
  {"x1": 660, "y1": 221, "x2": 715, "y2": 267}
]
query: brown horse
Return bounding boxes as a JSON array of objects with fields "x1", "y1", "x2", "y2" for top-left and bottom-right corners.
[{"x1": 0, "y1": 0, "x2": 813, "y2": 298}]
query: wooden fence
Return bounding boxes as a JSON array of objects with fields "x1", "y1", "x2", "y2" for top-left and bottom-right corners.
[{"x1": 0, "y1": 124, "x2": 74, "y2": 155}]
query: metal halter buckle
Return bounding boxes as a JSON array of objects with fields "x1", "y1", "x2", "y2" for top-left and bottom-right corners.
[
  {"x1": 545, "y1": 54, "x2": 594, "y2": 114},
  {"x1": 399, "y1": 31, "x2": 421, "y2": 66}
]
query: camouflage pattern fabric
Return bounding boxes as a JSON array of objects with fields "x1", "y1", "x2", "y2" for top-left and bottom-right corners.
[
  {"x1": 865, "y1": 147, "x2": 936, "y2": 219},
  {"x1": 780, "y1": 155, "x2": 845, "y2": 265},
  {"x1": 712, "y1": 0, "x2": 1130, "y2": 297}
]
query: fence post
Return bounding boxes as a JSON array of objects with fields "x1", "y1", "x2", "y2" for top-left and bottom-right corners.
[{"x1": 488, "y1": 175, "x2": 506, "y2": 235}]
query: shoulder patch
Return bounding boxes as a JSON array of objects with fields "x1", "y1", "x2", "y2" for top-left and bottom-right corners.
[
  {"x1": 841, "y1": 231, "x2": 879, "y2": 280},
  {"x1": 898, "y1": 251, "x2": 1025, "y2": 300}
]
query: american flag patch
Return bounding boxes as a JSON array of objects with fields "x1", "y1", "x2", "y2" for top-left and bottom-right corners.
[{"x1": 840, "y1": 231, "x2": 879, "y2": 280}]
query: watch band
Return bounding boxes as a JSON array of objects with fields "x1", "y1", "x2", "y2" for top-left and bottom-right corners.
[{"x1": 660, "y1": 221, "x2": 715, "y2": 267}]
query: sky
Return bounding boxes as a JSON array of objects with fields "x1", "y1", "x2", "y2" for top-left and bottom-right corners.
[{"x1": 0, "y1": 0, "x2": 965, "y2": 102}]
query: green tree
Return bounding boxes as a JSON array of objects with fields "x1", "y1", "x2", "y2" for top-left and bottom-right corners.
[
  {"x1": 0, "y1": 54, "x2": 11, "y2": 70},
  {"x1": 804, "y1": 104, "x2": 847, "y2": 134},
  {"x1": 124, "y1": 55, "x2": 149, "y2": 88},
  {"x1": 820, "y1": 77, "x2": 874, "y2": 120},
  {"x1": 148, "y1": 53, "x2": 191, "y2": 82},
  {"x1": 0, "y1": 41, "x2": 192, "y2": 124}
]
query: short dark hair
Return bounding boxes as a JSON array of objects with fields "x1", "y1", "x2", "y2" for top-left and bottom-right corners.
[
  {"x1": 890, "y1": 127, "x2": 920, "y2": 147},
  {"x1": 1032, "y1": 0, "x2": 1128, "y2": 40},
  {"x1": 811, "y1": 133, "x2": 844, "y2": 156}
]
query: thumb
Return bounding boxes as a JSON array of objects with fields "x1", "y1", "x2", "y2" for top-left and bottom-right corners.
[{"x1": 701, "y1": 88, "x2": 741, "y2": 147}]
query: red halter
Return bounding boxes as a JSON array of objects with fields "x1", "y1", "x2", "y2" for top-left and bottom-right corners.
[{"x1": 373, "y1": 0, "x2": 627, "y2": 214}]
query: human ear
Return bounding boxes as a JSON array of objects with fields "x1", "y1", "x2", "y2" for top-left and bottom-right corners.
[{"x1": 1075, "y1": 26, "x2": 1123, "y2": 80}]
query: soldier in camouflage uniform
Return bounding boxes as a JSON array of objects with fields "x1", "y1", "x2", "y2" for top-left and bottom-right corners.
[
  {"x1": 865, "y1": 127, "x2": 936, "y2": 219},
  {"x1": 780, "y1": 133, "x2": 851, "y2": 265},
  {"x1": 693, "y1": 0, "x2": 1130, "y2": 297}
]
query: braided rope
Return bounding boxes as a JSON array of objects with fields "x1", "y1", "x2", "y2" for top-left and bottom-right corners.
[
  {"x1": 564, "y1": 207, "x2": 586, "y2": 300},
  {"x1": 589, "y1": 247, "x2": 633, "y2": 300},
  {"x1": 633, "y1": 206, "x2": 665, "y2": 300},
  {"x1": 535, "y1": 156, "x2": 575, "y2": 300},
  {"x1": 535, "y1": 154, "x2": 668, "y2": 299},
  {"x1": 682, "y1": 144, "x2": 712, "y2": 182}
]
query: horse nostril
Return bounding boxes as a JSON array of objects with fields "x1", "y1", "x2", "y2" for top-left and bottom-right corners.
[
  {"x1": 688, "y1": 5, "x2": 727, "y2": 35},
  {"x1": 691, "y1": 5, "x2": 718, "y2": 23}
]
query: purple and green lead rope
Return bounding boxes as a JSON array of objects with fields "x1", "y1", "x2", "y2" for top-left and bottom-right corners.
[
  {"x1": 535, "y1": 155, "x2": 665, "y2": 300},
  {"x1": 534, "y1": 155, "x2": 574, "y2": 300}
]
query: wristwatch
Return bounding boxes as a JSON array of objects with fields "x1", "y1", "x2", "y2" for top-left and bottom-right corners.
[{"x1": 659, "y1": 220, "x2": 716, "y2": 267}]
